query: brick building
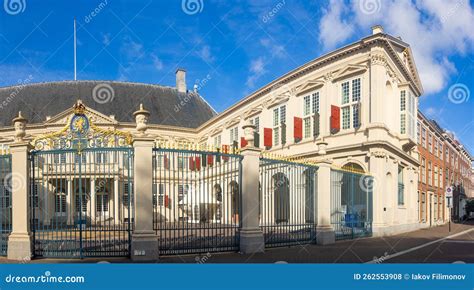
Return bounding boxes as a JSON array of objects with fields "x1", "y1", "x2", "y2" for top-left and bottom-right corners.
[{"x1": 417, "y1": 112, "x2": 473, "y2": 226}]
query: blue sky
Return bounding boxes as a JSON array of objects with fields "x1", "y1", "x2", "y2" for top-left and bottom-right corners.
[{"x1": 0, "y1": 0, "x2": 473, "y2": 153}]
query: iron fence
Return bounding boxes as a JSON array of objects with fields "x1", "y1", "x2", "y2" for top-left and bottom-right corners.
[
  {"x1": 153, "y1": 147, "x2": 242, "y2": 255},
  {"x1": 330, "y1": 169, "x2": 373, "y2": 240},
  {"x1": 30, "y1": 148, "x2": 134, "y2": 258},
  {"x1": 0, "y1": 154, "x2": 12, "y2": 256},
  {"x1": 259, "y1": 158, "x2": 317, "y2": 247}
]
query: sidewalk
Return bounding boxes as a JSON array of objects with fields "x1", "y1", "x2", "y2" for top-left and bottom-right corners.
[{"x1": 1, "y1": 220, "x2": 473, "y2": 264}]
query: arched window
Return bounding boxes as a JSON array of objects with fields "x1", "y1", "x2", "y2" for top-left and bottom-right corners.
[
  {"x1": 272, "y1": 172, "x2": 289, "y2": 224},
  {"x1": 342, "y1": 162, "x2": 365, "y2": 173},
  {"x1": 228, "y1": 181, "x2": 239, "y2": 217}
]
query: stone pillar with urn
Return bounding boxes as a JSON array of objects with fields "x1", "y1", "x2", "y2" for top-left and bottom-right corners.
[
  {"x1": 130, "y1": 104, "x2": 160, "y2": 261},
  {"x1": 239, "y1": 120, "x2": 265, "y2": 253},
  {"x1": 7, "y1": 112, "x2": 33, "y2": 261}
]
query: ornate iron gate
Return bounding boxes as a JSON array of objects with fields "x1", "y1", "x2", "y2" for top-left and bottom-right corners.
[
  {"x1": 29, "y1": 102, "x2": 134, "y2": 258},
  {"x1": 153, "y1": 147, "x2": 242, "y2": 255},
  {"x1": 330, "y1": 169, "x2": 373, "y2": 240},
  {"x1": 0, "y1": 154, "x2": 12, "y2": 256},
  {"x1": 259, "y1": 158, "x2": 317, "y2": 247}
]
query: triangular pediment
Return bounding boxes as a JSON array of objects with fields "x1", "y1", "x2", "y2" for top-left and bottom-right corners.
[
  {"x1": 225, "y1": 116, "x2": 241, "y2": 128},
  {"x1": 295, "y1": 79, "x2": 325, "y2": 95},
  {"x1": 44, "y1": 105, "x2": 118, "y2": 126},
  {"x1": 243, "y1": 105, "x2": 263, "y2": 119},
  {"x1": 332, "y1": 64, "x2": 368, "y2": 82},
  {"x1": 264, "y1": 94, "x2": 290, "y2": 109}
]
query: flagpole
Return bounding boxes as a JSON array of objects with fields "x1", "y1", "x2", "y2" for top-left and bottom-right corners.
[{"x1": 74, "y1": 17, "x2": 77, "y2": 81}]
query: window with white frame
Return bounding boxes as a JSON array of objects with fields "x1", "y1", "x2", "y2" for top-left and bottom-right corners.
[
  {"x1": 341, "y1": 78, "x2": 361, "y2": 130},
  {"x1": 417, "y1": 122, "x2": 421, "y2": 143},
  {"x1": 229, "y1": 126, "x2": 238, "y2": 145},
  {"x1": 250, "y1": 116, "x2": 260, "y2": 132},
  {"x1": 303, "y1": 92, "x2": 319, "y2": 139},
  {"x1": 406, "y1": 91, "x2": 416, "y2": 139},
  {"x1": 422, "y1": 127, "x2": 427, "y2": 148},
  {"x1": 398, "y1": 166, "x2": 404, "y2": 206},
  {"x1": 273, "y1": 105, "x2": 286, "y2": 146},
  {"x1": 400, "y1": 90, "x2": 406, "y2": 134},
  {"x1": 421, "y1": 158, "x2": 426, "y2": 183},
  {"x1": 213, "y1": 135, "x2": 221, "y2": 148},
  {"x1": 428, "y1": 161, "x2": 432, "y2": 186},
  {"x1": 434, "y1": 165, "x2": 438, "y2": 188},
  {"x1": 428, "y1": 134, "x2": 432, "y2": 153}
]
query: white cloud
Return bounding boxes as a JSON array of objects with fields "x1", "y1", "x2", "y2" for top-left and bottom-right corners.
[
  {"x1": 246, "y1": 57, "x2": 266, "y2": 88},
  {"x1": 318, "y1": 0, "x2": 474, "y2": 95},
  {"x1": 260, "y1": 38, "x2": 286, "y2": 59},
  {"x1": 151, "y1": 54, "x2": 164, "y2": 71},
  {"x1": 318, "y1": 0, "x2": 355, "y2": 51},
  {"x1": 196, "y1": 45, "x2": 215, "y2": 63},
  {"x1": 121, "y1": 37, "x2": 144, "y2": 60}
]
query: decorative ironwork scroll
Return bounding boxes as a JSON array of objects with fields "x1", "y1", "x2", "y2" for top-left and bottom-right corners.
[{"x1": 32, "y1": 101, "x2": 133, "y2": 151}]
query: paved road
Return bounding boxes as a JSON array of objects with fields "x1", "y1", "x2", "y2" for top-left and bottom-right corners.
[
  {"x1": 160, "y1": 220, "x2": 474, "y2": 264},
  {"x1": 1, "y1": 220, "x2": 472, "y2": 264}
]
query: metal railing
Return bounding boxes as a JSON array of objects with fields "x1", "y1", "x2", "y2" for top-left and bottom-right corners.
[
  {"x1": 330, "y1": 169, "x2": 373, "y2": 240},
  {"x1": 153, "y1": 147, "x2": 242, "y2": 255},
  {"x1": 259, "y1": 158, "x2": 318, "y2": 247},
  {"x1": 0, "y1": 154, "x2": 12, "y2": 256}
]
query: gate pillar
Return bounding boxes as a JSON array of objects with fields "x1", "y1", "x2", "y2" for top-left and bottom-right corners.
[
  {"x1": 315, "y1": 160, "x2": 335, "y2": 245},
  {"x1": 239, "y1": 121, "x2": 265, "y2": 254},
  {"x1": 7, "y1": 140, "x2": 33, "y2": 260},
  {"x1": 131, "y1": 136, "x2": 159, "y2": 261}
]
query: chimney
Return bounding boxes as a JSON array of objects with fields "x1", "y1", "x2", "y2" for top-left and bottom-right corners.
[
  {"x1": 176, "y1": 68, "x2": 186, "y2": 93},
  {"x1": 371, "y1": 25, "x2": 384, "y2": 35}
]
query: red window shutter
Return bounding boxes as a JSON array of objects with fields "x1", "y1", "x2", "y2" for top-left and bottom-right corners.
[
  {"x1": 164, "y1": 195, "x2": 170, "y2": 208},
  {"x1": 294, "y1": 117, "x2": 303, "y2": 142},
  {"x1": 264, "y1": 128, "x2": 272, "y2": 147},
  {"x1": 164, "y1": 154, "x2": 169, "y2": 169},
  {"x1": 330, "y1": 105, "x2": 340, "y2": 134},
  {"x1": 195, "y1": 156, "x2": 201, "y2": 171},
  {"x1": 189, "y1": 157, "x2": 195, "y2": 171},
  {"x1": 207, "y1": 154, "x2": 214, "y2": 166},
  {"x1": 240, "y1": 137, "x2": 248, "y2": 148}
]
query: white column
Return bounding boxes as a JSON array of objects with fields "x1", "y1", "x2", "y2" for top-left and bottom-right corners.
[
  {"x1": 114, "y1": 178, "x2": 120, "y2": 224},
  {"x1": 315, "y1": 160, "x2": 335, "y2": 245},
  {"x1": 67, "y1": 179, "x2": 73, "y2": 225},
  {"x1": 90, "y1": 179, "x2": 96, "y2": 222},
  {"x1": 7, "y1": 141, "x2": 33, "y2": 260}
]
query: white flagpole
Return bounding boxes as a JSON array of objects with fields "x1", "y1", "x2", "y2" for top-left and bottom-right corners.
[{"x1": 74, "y1": 17, "x2": 77, "y2": 81}]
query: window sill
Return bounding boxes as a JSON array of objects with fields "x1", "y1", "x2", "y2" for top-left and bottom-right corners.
[{"x1": 398, "y1": 205, "x2": 406, "y2": 209}]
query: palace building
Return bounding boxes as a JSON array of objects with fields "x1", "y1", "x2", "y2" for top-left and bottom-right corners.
[{"x1": 0, "y1": 25, "x2": 471, "y2": 261}]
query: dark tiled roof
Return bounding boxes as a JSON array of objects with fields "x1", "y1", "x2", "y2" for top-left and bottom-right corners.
[{"x1": 0, "y1": 81, "x2": 216, "y2": 128}]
